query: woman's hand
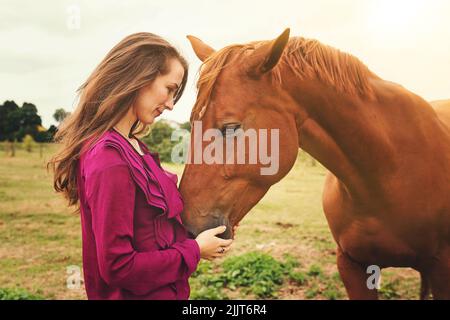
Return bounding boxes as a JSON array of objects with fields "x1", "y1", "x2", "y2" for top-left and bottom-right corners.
[
  {"x1": 195, "y1": 226, "x2": 233, "y2": 260},
  {"x1": 232, "y1": 222, "x2": 239, "y2": 239}
]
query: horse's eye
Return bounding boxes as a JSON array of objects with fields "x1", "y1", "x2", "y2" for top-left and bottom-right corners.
[{"x1": 221, "y1": 124, "x2": 241, "y2": 136}]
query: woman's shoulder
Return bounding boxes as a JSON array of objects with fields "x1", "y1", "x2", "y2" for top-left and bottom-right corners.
[{"x1": 81, "y1": 131, "x2": 128, "y2": 175}]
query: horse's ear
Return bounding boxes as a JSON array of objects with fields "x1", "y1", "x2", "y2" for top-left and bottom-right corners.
[
  {"x1": 247, "y1": 28, "x2": 290, "y2": 76},
  {"x1": 186, "y1": 35, "x2": 216, "y2": 62}
]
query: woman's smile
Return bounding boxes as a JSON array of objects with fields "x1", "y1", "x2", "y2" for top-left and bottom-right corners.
[{"x1": 155, "y1": 107, "x2": 164, "y2": 117}]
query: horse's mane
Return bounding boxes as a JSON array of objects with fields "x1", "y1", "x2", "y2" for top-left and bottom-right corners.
[{"x1": 191, "y1": 37, "x2": 378, "y2": 121}]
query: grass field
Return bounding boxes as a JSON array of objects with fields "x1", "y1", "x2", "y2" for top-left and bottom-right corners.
[{"x1": 0, "y1": 143, "x2": 421, "y2": 299}]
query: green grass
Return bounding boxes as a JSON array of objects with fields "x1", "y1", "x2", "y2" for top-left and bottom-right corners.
[
  {"x1": 0, "y1": 143, "x2": 421, "y2": 299},
  {"x1": 0, "y1": 287, "x2": 45, "y2": 300}
]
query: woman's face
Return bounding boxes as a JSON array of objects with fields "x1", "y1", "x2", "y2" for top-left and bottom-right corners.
[{"x1": 133, "y1": 58, "x2": 185, "y2": 125}]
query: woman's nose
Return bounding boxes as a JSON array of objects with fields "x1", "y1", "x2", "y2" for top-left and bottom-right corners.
[{"x1": 165, "y1": 98, "x2": 175, "y2": 110}]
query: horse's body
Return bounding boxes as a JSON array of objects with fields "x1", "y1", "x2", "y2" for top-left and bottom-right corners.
[
  {"x1": 321, "y1": 93, "x2": 450, "y2": 299},
  {"x1": 432, "y1": 100, "x2": 450, "y2": 128},
  {"x1": 181, "y1": 30, "x2": 450, "y2": 299}
]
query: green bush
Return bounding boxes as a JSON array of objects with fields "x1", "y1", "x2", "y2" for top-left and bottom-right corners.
[
  {"x1": 281, "y1": 253, "x2": 300, "y2": 269},
  {"x1": 288, "y1": 271, "x2": 307, "y2": 285},
  {"x1": 0, "y1": 287, "x2": 45, "y2": 300},
  {"x1": 221, "y1": 252, "x2": 286, "y2": 298},
  {"x1": 305, "y1": 285, "x2": 320, "y2": 299},
  {"x1": 323, "y1": 287, "x2": 343, "y2": 300},
  {"x1": 190, "y1": 261, "x2": 229, "y2": 300},
  {"x1": 191, "y1": 252, "x2": 300, "y2": 299},
  {"x1": 307, "y1": 264, "x2": 323, "y2": 277},
  {"x1": 189, "y1": 252, "x2": 344, "y2": 300},
  {"x1": 190, "y1": 286, "x2": 229, "y2": 300},
  {"x1": 379, "y1": 279, "x2": 400, "y2": 300}
]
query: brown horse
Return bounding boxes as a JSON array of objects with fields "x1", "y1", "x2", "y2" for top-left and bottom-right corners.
[
  {"x1": 179, "y1": 29, "x2": 450, "y2": 299},
  {"x1": 432, "y1": 100, "x2": 450, "y2": 128}
]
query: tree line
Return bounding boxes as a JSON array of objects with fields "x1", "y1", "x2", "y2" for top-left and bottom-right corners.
[
  {"x1": 0, "y1": 100, "x2": 60, "y2": 143},
  {"x1": 1, "y1": 99, "x2": 192, "y2": 162}
]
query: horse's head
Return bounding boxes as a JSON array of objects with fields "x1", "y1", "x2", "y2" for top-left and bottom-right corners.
[{"x1": 179, "y1": 29, "x2": 300, "y2": 239}]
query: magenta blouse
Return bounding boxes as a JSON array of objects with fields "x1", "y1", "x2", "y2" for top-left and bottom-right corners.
[{"x1": 76, "y1": 128, "x2": 200, "y2": 300}]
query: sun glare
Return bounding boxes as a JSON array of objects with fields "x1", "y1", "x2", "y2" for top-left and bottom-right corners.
[{"x1": 366, "y1": 0, "x2": 427, "y2": 38}]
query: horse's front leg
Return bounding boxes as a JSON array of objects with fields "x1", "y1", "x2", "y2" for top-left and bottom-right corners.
[
  {"x1": 429, "y1": 249, "x2": 450, "y2": 300},
  {"x1": 337, "y1": 247, "x2": 378, "y2": 300}
]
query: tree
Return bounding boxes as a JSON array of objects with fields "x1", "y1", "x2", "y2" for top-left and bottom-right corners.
[
  {"x1": 0, "y1": 100, "x2": 61, "y2": 158},
  {"x1": 0, "y1": 100, "x2": 20, "y2": 141},
  {"x1": 180, "y1": 121, "x2": 191, "y2": 132},
  {"x1": 142, "y1": 120, "x2": 177, "y2": 163},
  {"x1": 53, "y1": 108, "x2": 70, "y2": 125},
  {"x1": 145, "y1": 120, "x2": 174, "y2": 145},
  {"x1": 23, "y1": 134, "x2": 35, "y2": 152},
  {"x1": 15, "y1": 102, "x2": 42, "y2": 141},
  {"x1": 46, "y1": 125, "x2": 58, "y2": 142},
  {"x1": 35, "y1": 125, "x2": 57, "y2": 143}
]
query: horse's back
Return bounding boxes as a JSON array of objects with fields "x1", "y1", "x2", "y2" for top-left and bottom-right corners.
[{"x1": 430, "y1": 99, "x2": 450, "y2": 130}]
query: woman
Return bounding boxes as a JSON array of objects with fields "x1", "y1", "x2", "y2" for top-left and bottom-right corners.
[{"x1": 48, "y1": 32, "x2": 233, "y2": 300}]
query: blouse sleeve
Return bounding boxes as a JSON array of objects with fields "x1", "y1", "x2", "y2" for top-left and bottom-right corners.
[{"x1": 84, "y1": 161, "x2": 200, "y2": 296}]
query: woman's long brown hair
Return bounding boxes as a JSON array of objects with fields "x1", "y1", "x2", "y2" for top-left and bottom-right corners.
[{"x1": 47, "y1": 32, "x2": 188, "y2": 211}]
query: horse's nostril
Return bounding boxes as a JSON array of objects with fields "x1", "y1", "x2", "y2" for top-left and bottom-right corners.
[
  {"x1": 184, "y1": 224, "x2": 198, "y2": 239},
  {"x1": 216, "y1": 227, "x2": 232, "y2": 240},
  {"x1": 188, "y1": 231, "x2": 196, "y2": 239}
]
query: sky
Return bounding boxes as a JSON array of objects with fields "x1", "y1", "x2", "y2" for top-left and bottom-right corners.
[{"x1": 1, "y1": 0, "x2": 449, "y2": 128}]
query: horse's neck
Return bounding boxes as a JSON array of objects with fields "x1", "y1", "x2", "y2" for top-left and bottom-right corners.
[{"x1": 285, "y1": 76, "x2": 447, "y2": 201}]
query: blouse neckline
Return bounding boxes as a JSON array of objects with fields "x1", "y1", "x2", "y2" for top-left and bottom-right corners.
[{"x1": 111, "y1": 127, "x2": 146, "y2": 157}]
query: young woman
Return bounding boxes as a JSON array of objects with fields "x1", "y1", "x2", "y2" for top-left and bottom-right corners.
[{"x1": 48, "y1": 32, "x2": 233, "y2": 300}]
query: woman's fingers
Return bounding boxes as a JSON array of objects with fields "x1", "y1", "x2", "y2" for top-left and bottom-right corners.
[
  {"x1": 210, "y1": 244, "x2": 232, "y2": 258},
  {"x1": 215, "y1": 244, "x2": 231, "y2": 253},
  {"x1": 206, "y1": 244, "x2": 233, "y2": 259},
  {"x1": 210, "y1": 225, "x2": 227, "y2": 236},
  {"x1": 232, "y1": 223, "x2": 239, "y2": 239},
  {"x1": 218, "y1": 238, "x2": 233, "y2": 246}
]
